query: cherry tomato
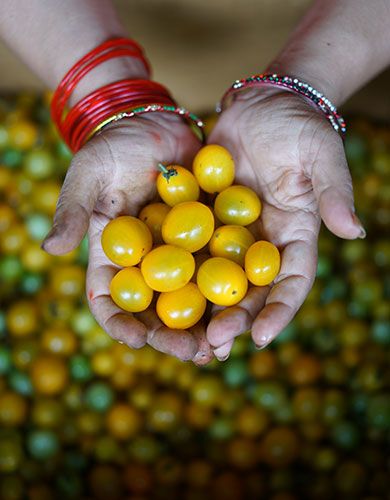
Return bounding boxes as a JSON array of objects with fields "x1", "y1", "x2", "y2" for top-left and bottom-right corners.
[
  {"x1": 101, "y1": 216, "x2": 152, "y2": 267},
  {"x1": 209, "y1": 225, "x2": 255, "y2": 266},
  {"x1": 138, "y1": 202, "x2": 171, "y2": 244},
  {"x1": 192, "y1": 144, "x2": 235, "y2": 193},
  {"x1": 157, "y1": 165, "x2": 199, "y2": 206},
  {"x1": 245, "y1": 240, "x2": 281, "y2": 286},
  {"x1": 156, "y1": 283, "x2": 206, "y2": 329},
  {"x1": 106, "y1": 404, "x2": 141, "y2": 440},
  {"x1": 141, "y1": 244, "x2": 195, "y2": 292},
  {"x1": 197, "y1": 257, "x2": 248, "y2": 306},
  {"x1": 162, "y1": 201, "x2": 214, "y2": 252},
  {"x1": 110, "y1": 267, "x2": 153, "y2": 313},
  {"x1": 214, "y1": 185, "x2": 262, "y2": 226},
  {"x1": 31, "y1": 355, "x2": 69, "y2": 395}
]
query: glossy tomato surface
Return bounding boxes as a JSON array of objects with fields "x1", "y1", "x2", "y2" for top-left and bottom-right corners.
[
  {"x1": 192, "y1": 144, "x2": 235, "y2": 193},
  {"x1": 101, "y1": 216, "x2": 152, "y2": 267},
  {"x1": 214, "y1": 185, "x2": 261, "y2": 226},
  {"x1": 156, "y1": 283, "x2": 206, "y2": 329},
  {"x1": 162, "y1": 201, "x2": 214, "y2": 253},
  {"x1": 245, "y1": 240, "x2": 281, "y2": 286},
  {"x1": 157, "y1": 165, "x2": 199, "y2": 206},
  {"x1": 110, "y1": 267, "x2": 153, "y2": 313},
  {"x1": 138, "y1": 203, "x2": 170, "y2": 245},
  {"x1": 197, "y1": 257, "x2": 248, "y2": 306},
  {"x1": 209, "y1": 225, "x2": 255, "y2": 266},
  {"x1": 141, "y1": 244, "x2": 195, "y2": 292}
]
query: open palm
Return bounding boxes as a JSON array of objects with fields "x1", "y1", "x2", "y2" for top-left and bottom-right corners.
[
  {"x1": 43, "y1": 114, "x2": 212, "y2": 364},
  {"x1": 207, "y1": 87, "x2": 364, "y2": 359}
]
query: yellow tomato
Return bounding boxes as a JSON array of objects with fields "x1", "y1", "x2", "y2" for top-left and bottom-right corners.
[
  {"x1": 192, "y1": 144, "x2": 235, "y2": 193},
  {"x1": 110, "y1": 267, "x2": 153, "y2": 313},
  {"x1": 6, "y1": 300, "x2": 38, "y2": 337},
  {"x1": 138, "y1": 202, "x2": 171, "y2": 244},
  {"x1": 101, "y1": 216, "x2": 152, "y2": 267},
  {"x1": 197, "y1": 257, "x2": 248, "y2": 306},
  {"x1": 156, "y1": 283, "x2": 207, "y2": 329},
  {"x1": 31, "y1": 355, "x2": 68, "y2": 395},
  {"x1": 157, "y1": 165, "x2": 199, "y2": 206},
  {"x1": 245, "y1": 240, "x2": 281, "y2": 285},
  {"x1": 7, "y1": 120, "x2": 38, "y2": 150},
  {"x1": 41, "y1": 327, "x2": 77, "y2": 356},
  {"x1": 209, "y1": 225, "x2": 255, "y2": 266},
  {"x1": 141, "y1": 245, "x2": 195, "y2": 292},
  {"x1": 214, "y1": 185, "x2": 262, "y2": 226},
  {"x1": 162, "y1": 201, "x2": 214, "y2": 253},
  {"x1": 21, "y1": 242, "x2": 52, "y2": 272}
]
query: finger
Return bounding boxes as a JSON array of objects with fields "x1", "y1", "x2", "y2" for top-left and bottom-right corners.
[
  {"x1": 311, "y1": 134, "x2": 365, "y2": 240},
  {"x1": 251, "y1": 237, "x2": 317, "y2": 348},
  {"x1": 86, "y1": 220, "x2": 147, "y2": 349},
  {"x1": 207, "y1": 287, "x2": 269, "y2": 348},
  {"x1": 213, "y1": 340, "x2": 234, "y2": 362},
  {"x1": 137, "y1": 309, "x2": 198, "y2": 362},
  {"x1": 42, "y1": 151, "x2": 100, "y2": 255},
  {"x1": 190, "y1": 322, "x2": 214, "y2": 366},
  {"x1": 87, "y1": 262, "x2": 148, "y2": 349}
]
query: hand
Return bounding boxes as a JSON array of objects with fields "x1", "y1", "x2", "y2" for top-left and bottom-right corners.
[
  {"x1": 207, "y1": 87, "x2": 365, "y2": 359},
  {"x1": 42, "y1": 114, "x2": 213, "y2": 365}
]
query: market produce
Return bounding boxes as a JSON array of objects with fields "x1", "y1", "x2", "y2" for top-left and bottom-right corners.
[
  {"x1": 0, "y1": 94, "x2": 389, "y2": 499},
  {"x1": 102, "y1": 143, "x2": 276, "y2": 324}
]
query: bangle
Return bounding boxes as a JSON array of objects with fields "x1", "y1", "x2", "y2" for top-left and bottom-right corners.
[
  {"x1": 56, "y1": 79, "x2": 204, "y2": 152},
  {"x1": 51, "y1": 37, "x2": 151, "y2": 126},
  {"x1": 86, "y1": 104, "x2": 204, "y2": 143},
  {"x1": 218, "y1": 73, "x2": 346, "y2": 135},
  {"x1": 51, "y1": 38, "x2": 204, "y2": 152}
]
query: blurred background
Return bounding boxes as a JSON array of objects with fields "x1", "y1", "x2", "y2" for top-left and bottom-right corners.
[
  {"x1": 0, "y1": 0, "x2": 389, "y2": 117},
  {"x1": 0, "y1": 0, "x2": 389, "y2": 499}
]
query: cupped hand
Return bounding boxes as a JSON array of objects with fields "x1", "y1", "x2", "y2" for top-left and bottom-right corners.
[
  {"x1": 42, "y1": 114, "x2": 213, "y2": 365},
  {"x1": 207, "y1": 87, "x2": 365, "y2": 359}
]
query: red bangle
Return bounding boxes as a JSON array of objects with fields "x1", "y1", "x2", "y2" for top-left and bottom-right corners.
[
  {"x1": 51, "y1": 37, "x2": 150, "y2": 125},
  {"x1": 51, "y1": 38, "x2": 204, "y2": 152}
]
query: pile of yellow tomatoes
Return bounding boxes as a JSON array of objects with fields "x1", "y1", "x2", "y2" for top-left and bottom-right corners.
[
  {"x1": 102, "y1": 145, "x2": 280, "y2": 330},
  {"x1": 0, "y1": 93, "x2": 389, "y2": 500}
]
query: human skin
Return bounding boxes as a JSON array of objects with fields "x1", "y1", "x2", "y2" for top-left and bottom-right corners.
[
  {"x1": 1, "y1": 0, "x2": 389, "y2": 361},
  {"x1": 206, "y1": 0, "x2": 390, "y2": 360},
  {"x1": 0, "y1": 0, "x2": 212, "y2": 364}
]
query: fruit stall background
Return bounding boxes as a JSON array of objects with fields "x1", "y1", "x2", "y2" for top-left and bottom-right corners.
[{"x1": 0, "y1": 0, "x2": 389, "y2": 499}]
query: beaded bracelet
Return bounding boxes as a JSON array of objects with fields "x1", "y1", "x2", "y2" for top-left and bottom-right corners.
[
  {"x1": 86, "y1": 104, "x2": 204, "y2": 144},
  {"x1": 218, "y1": 73, "x2": 346, "y2": 135}
]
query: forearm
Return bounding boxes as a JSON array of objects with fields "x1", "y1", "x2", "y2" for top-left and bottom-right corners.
[
  {"x1": 268, "y1": 0, "x2": 390, "y2": 105},
  {"x1": 0, "y1": 0, "x2": 148, "y2": 104}
]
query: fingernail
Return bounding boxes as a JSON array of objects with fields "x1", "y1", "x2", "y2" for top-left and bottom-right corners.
[
  {"x1": 352, "y1": 214, "x2": 366, "y2": 239},
  {"x1": 216, "y1": 354, "x2": 230, "y2": 362},
  {"x1": 41, "y1": 225, "x2": 58, "y2": 249},
  {"x1": 255, "y1": 336, "x2": 270, "y2": 350}
]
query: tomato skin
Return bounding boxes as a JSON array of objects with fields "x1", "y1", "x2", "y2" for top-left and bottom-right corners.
[
  {"x1": 209, "y1": 225, "x2": 255, "y2": 266},
  {"x1": 162, "y1": 201, "x2": 214, "y2": 253},
  {"x1": 197, "y1": 257, "x2": 248, "y2": 306},
  {"x1": 192, "y1": 144, "x2": 235, "y2": 194},
  {"x1": 156, "y1": 283, "x2": 206, "y2": 329},
  {"x1": 138, "y1": 203, "x2": 170, "y2": 244},
  {"x1": 110, "y1": 267, "x2": 153, "y2": 313},
  {"x1": 214, "y1": 185, "x2": 262, "y2": 226},
  {"x1": 101, "y1": 216, "x2": 152, "y2": 267},
  {"x1": 245, "y1": 240, "x2": 281, "y2": 286},
  {"x1": 141, "y1": 244, "x2": 195, "y2": 292},
  {"x1": 157, "y1": 165, "x2": 199, "y2": 206}
]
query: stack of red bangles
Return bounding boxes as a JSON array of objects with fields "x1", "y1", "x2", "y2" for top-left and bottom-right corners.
[{"x1": 51, "y1": 38, "x2": 204, "y2": 152}]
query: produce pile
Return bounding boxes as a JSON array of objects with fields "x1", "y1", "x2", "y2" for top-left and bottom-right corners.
[
  {"x1": 103, "y1": 144, "x2": 280, "y2": 328},
  {"x1": 0, "y1": 93, "x2": 389, "y2": 500}
]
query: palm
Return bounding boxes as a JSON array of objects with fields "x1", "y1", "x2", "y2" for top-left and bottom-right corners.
[
  {"x1": 207, "y1": 88, "x2": 359, "y2": 356},
  {"x1": 45, "y1": 115, "x2": 212, "y2": 363}
]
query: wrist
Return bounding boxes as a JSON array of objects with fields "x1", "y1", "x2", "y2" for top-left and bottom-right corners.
[{"x1": 68, "y1": 56, "x2": 149, "y2": 106}]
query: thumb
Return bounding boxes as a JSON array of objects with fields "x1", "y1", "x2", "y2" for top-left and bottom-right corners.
[
  {"x1": 312, "y1": 138, "x2": 366, "y2": 240},
  {"x1": 42, "y1": 156, "x2": 99, "y2": 255}
]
